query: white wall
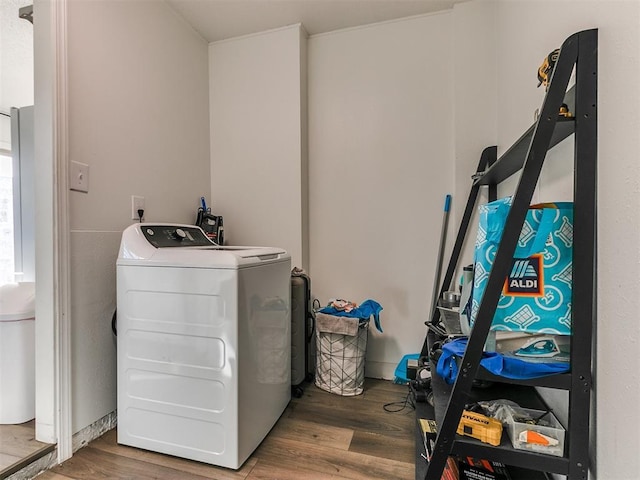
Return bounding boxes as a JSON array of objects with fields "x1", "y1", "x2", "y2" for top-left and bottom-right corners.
[
  {"x1": 452, "y1": 1, "x2": 640, "y2": 478},
  {"x1": 66, "y1": 0, "x2": 210, "y2": 433},
  {"x1": 209, "y1": 25, "x2": 308, "y2": 269},
  {"x1": 451, "y1": 1, "x2": 497, "y2": 275},
  {"x1": 308, "y1": 14, "x2": 455, "y2": 378}
]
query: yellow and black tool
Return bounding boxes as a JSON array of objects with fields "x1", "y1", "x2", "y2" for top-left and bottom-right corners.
[
  {"x1": 457, "y1": 410, "x2": 503, "y2": 446},
  {"x1": 537, "y1": 48, "x2": 560, "y2": 89}
]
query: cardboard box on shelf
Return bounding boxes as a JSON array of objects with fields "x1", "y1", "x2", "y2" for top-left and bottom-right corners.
[{"x1": 459, "y1": 457, "x2": 512, "y2": 480}]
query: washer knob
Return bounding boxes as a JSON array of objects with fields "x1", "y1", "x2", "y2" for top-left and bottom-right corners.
[{"x1": 174, "y1": 228, "x2": 187, "y2": 240}]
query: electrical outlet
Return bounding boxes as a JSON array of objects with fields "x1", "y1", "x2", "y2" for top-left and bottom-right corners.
[{"x1": 131, "y1": 195, "x2": 145, "y2": 220}]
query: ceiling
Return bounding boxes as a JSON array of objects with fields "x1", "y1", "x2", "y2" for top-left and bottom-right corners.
[{"x1": 165, "y1": 0, "x2": 469, "y2": 43}]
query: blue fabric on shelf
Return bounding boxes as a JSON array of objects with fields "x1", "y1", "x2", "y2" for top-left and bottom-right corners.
[
  {"x1": 318, "y1": 299, "x2": 383, "y2": 333},
  {"x1": 435, "y1": 337, "x2": 569, "y2": 385}
]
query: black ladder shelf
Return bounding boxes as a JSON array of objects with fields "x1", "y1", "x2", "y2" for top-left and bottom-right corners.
[{"x1": 416, "y1": 29, "x2": 597, "y2": 480}]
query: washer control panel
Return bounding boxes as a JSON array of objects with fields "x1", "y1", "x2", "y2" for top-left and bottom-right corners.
[{"x1": 141, "y1": 225, "x2": 214, "y2": 248}]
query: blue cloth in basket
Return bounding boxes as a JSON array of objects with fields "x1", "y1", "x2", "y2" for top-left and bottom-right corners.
[{"x1": 318, "y1": 299, "x2": 383, "y2": 333}]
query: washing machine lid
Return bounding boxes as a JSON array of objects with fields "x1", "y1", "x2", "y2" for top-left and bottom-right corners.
[
  {"x1": 0, "y1": 282, "x2": 36, "y2": 322},
  {"x1": 117, "y1": 223, "x2": 289, "y2": 269}
]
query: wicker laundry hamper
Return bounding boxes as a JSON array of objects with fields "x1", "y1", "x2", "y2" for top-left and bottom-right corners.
[{"x1": 314, "y1": 312, "x2": 369, "y2": 396}]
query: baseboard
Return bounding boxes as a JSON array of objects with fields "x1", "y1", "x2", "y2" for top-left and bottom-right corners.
[
  {"x1": 72, "y1": 410, "x2": 117, "y2": 452},
  {"x1": 365, "y1": 361, "x2": 396, "y2": 380},
  {"x1": 3, "y1": 451, "x2": 57, "y2": 480}
]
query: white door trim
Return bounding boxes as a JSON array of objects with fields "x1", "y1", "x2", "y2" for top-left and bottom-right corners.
[
  {"x1": 33, "y1": 0, "x2": 72, "y2": 462},
  {"x1": 52, "y1": 0, "x2": 72, "y2": 462}
]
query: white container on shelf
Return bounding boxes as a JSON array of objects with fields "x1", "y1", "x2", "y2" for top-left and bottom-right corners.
[
  {"x1": 505, "y1": 406, "x2": 565, "y2": 457},
  {"x1": 0, "y1": 282, "x2": 36, "y2": 424}
]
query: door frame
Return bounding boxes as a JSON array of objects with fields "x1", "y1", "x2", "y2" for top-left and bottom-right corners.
[{"x1": 33, "y1": 0, "x2": 72, "y2": 463}]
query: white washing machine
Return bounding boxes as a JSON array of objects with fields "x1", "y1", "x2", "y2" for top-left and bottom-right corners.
[{"x1": 116, "y1": 223, "x2": 291, "y2": 469}]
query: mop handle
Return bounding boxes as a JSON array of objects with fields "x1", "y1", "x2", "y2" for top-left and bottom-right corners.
[{"x1": 429, "y1": 194, "x2": 452, "y2": 324}]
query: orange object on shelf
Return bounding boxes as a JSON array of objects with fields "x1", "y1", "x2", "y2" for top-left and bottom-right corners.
[{"x1": 518, "y1": 429, "x2": 559, "y2": 446}]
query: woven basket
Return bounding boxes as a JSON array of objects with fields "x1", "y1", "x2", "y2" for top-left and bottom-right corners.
[{"x1": 315, "y1": 318, "x2": 369, "y2": 396}]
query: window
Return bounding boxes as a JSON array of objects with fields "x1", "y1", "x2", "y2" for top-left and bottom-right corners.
[
  {"x1": 0, "y1": 152, "x2": 14, "y2": 285},
  {"x1": 0, "y1": 106, "x2": 34, "y2": 286}
]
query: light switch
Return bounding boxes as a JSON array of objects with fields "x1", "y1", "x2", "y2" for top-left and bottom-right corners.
[{"x1": 70, "y1": 161, "x2": 90, "y2": 193}]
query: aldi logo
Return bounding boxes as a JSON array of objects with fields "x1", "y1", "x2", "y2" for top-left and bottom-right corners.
[{"x1": 504, "y1": 255, "x2": 544, "y2": 296}]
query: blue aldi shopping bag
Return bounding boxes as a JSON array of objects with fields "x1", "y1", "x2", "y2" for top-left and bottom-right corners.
[{"x1": 471, "y1": 197, "x2": 573, "y2": 335}]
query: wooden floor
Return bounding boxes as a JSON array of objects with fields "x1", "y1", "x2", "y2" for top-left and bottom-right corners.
[
  {"x1": 37, "y1": 379, "x2": 415, "y2": 480},
  {"x1": 0, "y1": 420, "x2": 54, "y2": 478}
]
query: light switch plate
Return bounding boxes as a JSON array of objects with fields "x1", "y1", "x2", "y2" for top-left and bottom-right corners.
[{"x1": 70, "y1": 161, "x2": 90, "y2": 193}]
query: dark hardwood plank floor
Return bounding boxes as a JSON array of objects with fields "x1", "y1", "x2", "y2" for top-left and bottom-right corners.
[{"x1": 37, "y1": 379, "x2": 415, "y2": 480}]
